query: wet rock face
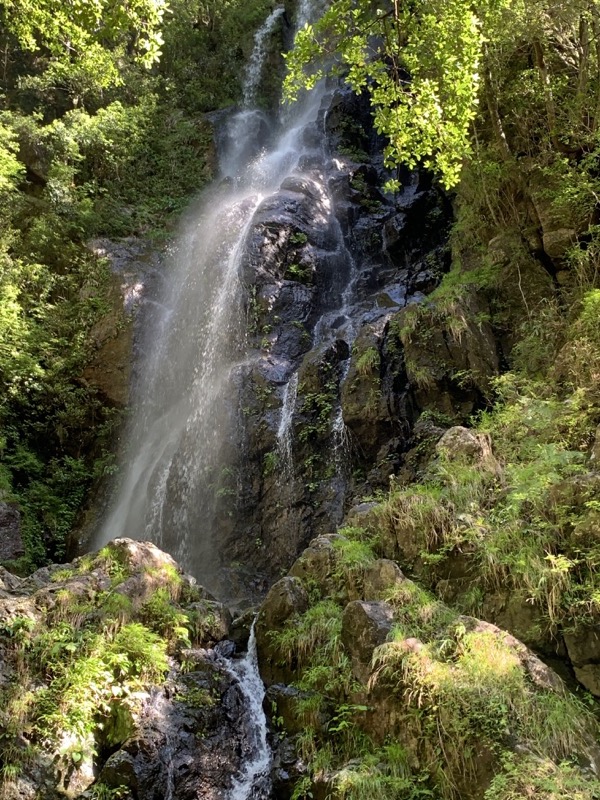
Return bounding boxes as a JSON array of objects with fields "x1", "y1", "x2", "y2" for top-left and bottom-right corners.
[
  {"x1": 100, "y1": 662, "x2": 248, "y2": 800},
  {"x1": 222, "y1": 86, "x2": 453, "y2": 586}
]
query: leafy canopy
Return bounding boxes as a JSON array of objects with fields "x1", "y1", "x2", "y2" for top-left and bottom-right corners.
[
  {"x1": 284, "y1": 0, "x2": 500, "y2": 189},
  {"x1": 1, "y1": 0, "x2": 169, "y2": 69}
]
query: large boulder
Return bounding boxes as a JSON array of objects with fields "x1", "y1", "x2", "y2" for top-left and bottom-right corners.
[
  {"x1": 288, "y1": 536, "x2": 338, "y2": 589},
  {"x1": 255, "y1": 577, "x2": 308, "y2": 686},
  {"x1": 341, "y1": 600, "x2": 394, "y2": 684},
  {"x1": 436, "y1": 426, "x2": 493, "y2": 464},
  {"x1": 0, "y1": 539, "x2": 246, "y2": 800},
  {"x1": 362, "y1": 559, "x2": 406, "y2": 600}
]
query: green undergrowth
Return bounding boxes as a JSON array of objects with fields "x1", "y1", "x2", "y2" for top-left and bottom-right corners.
[
  {"x1": 0, "y1": 0, "x2": 277, "y2": 569},
  {"x1": 372, "y1": 614, "x2": 595, "y2": 783},
  {"x1": 373, "y1": 286, "x2": 600, "y2": 633},
  {"x1": 484, "y1": 753, "x2": 600, "y2": 800},
  {"x1": 271, "y1": 534, "x2": 598, "y2": 800},
  {"x1": 0, "y1": 543, "x2": 218, "y2": 792},
  {"x1": 0, "y1": 241, "x2": 122, "y2": 569}
]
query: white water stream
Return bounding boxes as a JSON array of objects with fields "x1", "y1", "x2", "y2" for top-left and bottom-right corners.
[
  {"x1": 276, "y1": 371, "x2": 299, "y2": 478},
  {"x1": 242, "y1": 7, "x2": 286, "y2": 107},
  {"x1": 225, "y1": 623, "x2": 271, "y2": 799}
]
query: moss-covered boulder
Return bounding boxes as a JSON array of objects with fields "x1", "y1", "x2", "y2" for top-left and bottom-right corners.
[
  {"x1": 258, "y1": 530, "x2": 600, "y2": 800},
  {"x1": 0, "y1": 539, "x2": 247, "y2": 800},
  {"x1": 255, "y1": 576, "x2": 309, "y2": 686}
]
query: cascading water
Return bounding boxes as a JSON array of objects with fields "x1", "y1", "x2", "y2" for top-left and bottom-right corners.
[
  {"x1": 95, "y1": 0, "x2": 357, "y2": 596},
  {"x1": 79, "y1": 0, "x2": 455, "y2": 795},
  {"x1": 92, "y1": 0, "x2": 375, "y2": 788},
  {"x1": 242, "y1": 7, "x2": 286, "y2": 108},
  {"x1": 276, "y1": 371, "x2": 299, "y2": 478},
  {"x1": 94, "y1": 14, "x2": 280, "y2": 552},
  {"x1": 224, "y1": 622, "x2": 271, "y2": 799},
  {"x1": 96, "y1": 192, "x2": 261, "y2": 590}
]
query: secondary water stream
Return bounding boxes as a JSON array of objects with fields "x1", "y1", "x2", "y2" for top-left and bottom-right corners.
[
  {"x1": 225, "y1": 623, "x2": 271, "y2": 799},
  {"x1": 242, "y1": 7, "x2": 286, "y2": 108},
  {"x1": 276, "y1": 371, "x2": 299, "y2": 478}
]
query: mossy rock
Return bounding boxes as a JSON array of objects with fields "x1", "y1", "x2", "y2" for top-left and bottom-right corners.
[
  {"x1": 255, "y1": 576, "x2": 309, "y2": 686},
  {"x1": 264, "y1": 530, "x2": 600, "y2": 800},
  {"x1": 0, "y1": 539, "x2": 235, "y2": 799},
  {"x1": 396, "y1": 289, "x2": 499, "y2": 419}
]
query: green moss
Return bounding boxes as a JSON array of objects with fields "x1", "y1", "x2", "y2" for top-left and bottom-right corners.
[
  {"x1": 140, "y1": 588, "x2": 193, "y2": 650},
  {"x1": 285, "y1": 262, "x2": 313, "y2": 283},
  {"x1": 484, "y1": 753, "x2": 600, "y2": 800},
  {"x1": 0, "y1": 551, "x2": 223, "y2": 791},
  {"x1": 334, "y1": 743, "x2": 433, "y2": 800},
  {"x1": 269, "y1": 599, "x2": 343, "y2": 671},
  {"x1": 369, "y1": 607, "x2": 597, "y2": 799}
]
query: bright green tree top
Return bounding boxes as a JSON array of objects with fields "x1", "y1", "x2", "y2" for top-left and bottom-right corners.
[
  {"x1": 2, "y1": 0, "x2": 168, "y2": 66},
  {"x1": 284, "y1": 0, "x2": 498, "y2": 189}
]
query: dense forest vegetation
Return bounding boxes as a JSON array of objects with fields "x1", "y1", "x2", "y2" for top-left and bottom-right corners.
[
  {"x1": 1, "y1": 0, "x2": 600, "y2": 797},
  {"x1": 0, "y1": 0, "x2": 273, "y2": 568}
]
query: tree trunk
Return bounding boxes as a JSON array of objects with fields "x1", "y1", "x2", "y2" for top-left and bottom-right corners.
[{"x1": 533, "y1": 38, "x2": 561, "y2": 150}]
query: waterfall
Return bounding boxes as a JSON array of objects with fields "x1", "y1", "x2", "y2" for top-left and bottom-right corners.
[
  {"x1": 94, "y1": 0, "x2": 342, "y2": 597},
  {"x1": 96, "y1": 193, "x2": 262, "y2": 590},
  {"x1": 242, "y1": 7, "x2": 285, "y2": 108}
]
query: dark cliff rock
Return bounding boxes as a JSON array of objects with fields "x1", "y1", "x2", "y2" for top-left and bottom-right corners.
[
  {"x1": 0, "y1": 504, "x2": 24, "y2": 563},
  {"x1": 98, "y1": 663, "x2": 248, "y2": 800},
  {"x1": 220, "y1": 86, "x2": 455, "y2": 586}
]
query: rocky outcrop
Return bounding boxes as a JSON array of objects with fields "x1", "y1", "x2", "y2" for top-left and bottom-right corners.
[
  {"x1": 341, "y1": 600, "x2": 394, "y2": 683},
  {"x1": 84, "y1": 240, "x2": 142, "y2": 408},
  {"x1": 256, "y1": 532, "x2": 600, "y2": 799},
  {"x1": 80, "y1": 270, "x2": 133, "y2": 409},
  {"x1": 0, "y1": 540, "x2": 255, "y2": 800},
  {"x1": 397, "y1": 291, "x2": 499, "y2": 418},
  {"x1": 255, "y1": 576, "x2": 308, "y2": 686},
  {"x1": 0, "y1": 503, "x2": 24, "y2": 563}
]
